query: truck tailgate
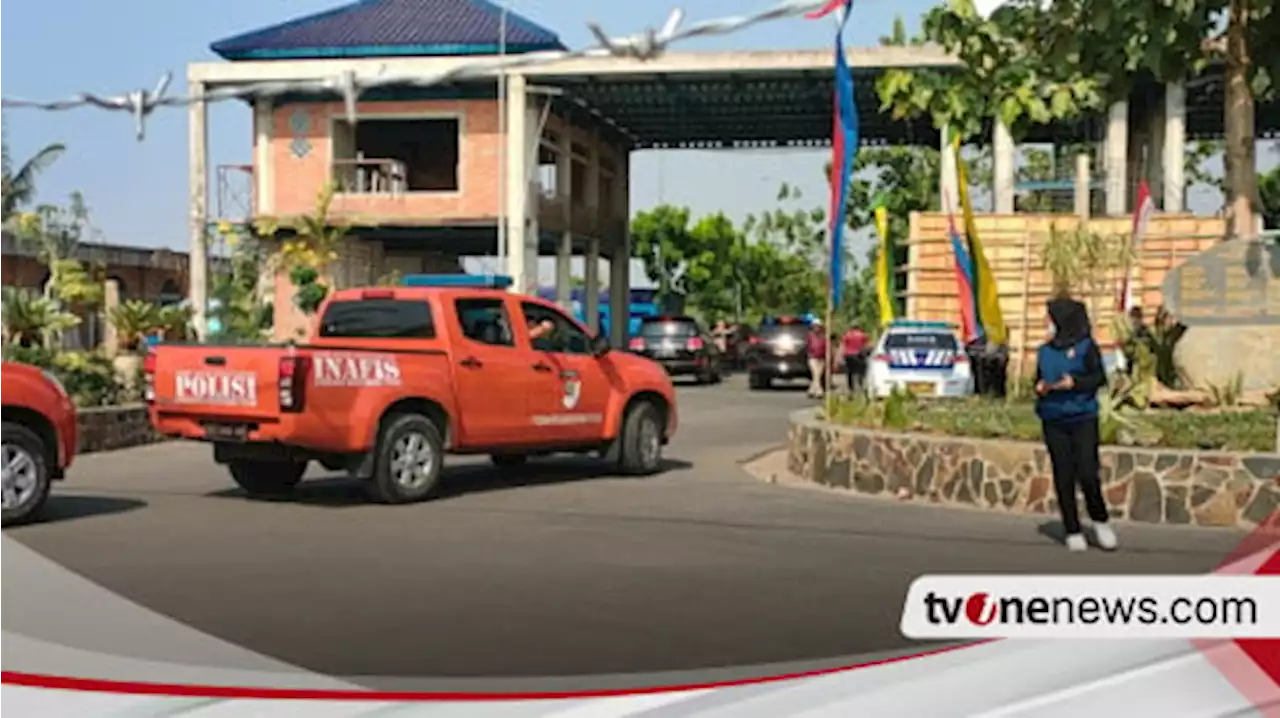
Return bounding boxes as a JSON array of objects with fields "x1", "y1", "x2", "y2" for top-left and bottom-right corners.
[{"x1": 151, "y1": 345, "x2": 284, "y2": 422}]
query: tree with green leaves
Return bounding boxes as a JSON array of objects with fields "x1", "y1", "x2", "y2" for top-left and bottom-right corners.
[
  {"x1": 1, "y1": 137, "x2": 66, "y2": 223},
  {"x1": 209, "y1": 230, "x2": 273, "y2": 341},
  {"x1": 875, "y1": 7, "x2": 1102, "y2": 143},
  {"x1": 878, "y1": 0, "x2": 1280, "y2": 239}
]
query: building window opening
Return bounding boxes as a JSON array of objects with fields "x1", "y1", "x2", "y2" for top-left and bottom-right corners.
[
  {"x1": 332, "y1": 118, "x2": 460, "y2": 194},
  {"x1": 570, "y1": 159, "x2": 588, "y2": 205},
  {"x1": 537, "y1": 145, "x2": 558, "y2": 199}
]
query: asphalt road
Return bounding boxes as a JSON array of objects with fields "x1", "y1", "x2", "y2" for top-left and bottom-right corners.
[{"x1": 7, "y1": 375, "x2": 1252, "y2": 680}]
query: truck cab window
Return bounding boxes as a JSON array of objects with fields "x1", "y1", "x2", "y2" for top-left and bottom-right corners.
[
  {"x1": 319, "y1": 299, "x2": 435, "y2": 338},
  {"x1": 454, "y1": 298, "x2": 514, "y2": 347},
  {"x1": 521, "y1": 303, "x2": 591, "y2": 355}
]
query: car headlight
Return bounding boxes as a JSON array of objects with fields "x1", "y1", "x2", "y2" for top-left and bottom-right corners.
[{"x1": 42, "y1": 370, "x2": 69, "y2": 399}]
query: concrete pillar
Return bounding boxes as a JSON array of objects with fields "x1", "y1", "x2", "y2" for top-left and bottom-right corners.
[
  {"x1": 939, "y1": 125, "x2": 958, "y2": 213},
  {"x1": 609, "y1": 236, "x2": 631, "y2": 348},
  {"x1": 609, "y1": 151, "x2": 631, "y2": 348},
  {"x1": 504, "y1": 73, "x2": 531, "y2": 292},
  {"x1": 102, "y1": 279, "x2": 121, "y2": 357},
  {"x1": 1163, "y1": 81, "x2": 1187, "y2": 212},
  {"x1": 1075, "y1": 153, "x2": 1092, "y2": 219},
  {"x1": 188, "y1": 79, "x2": 209, "y2": 339},
  {"x1": 992, "y1": 121, "x2": 1015, "y2": 214},
  {"x1": 555, "y1": 235, "x2": 572, "y2": 309},
  {"x1": 1146, "y1": 92, "x2": 1167, "y2": 205},
  {"x1": 1105, "y1": 100, "x2": 1129, "y2": 216},
  {"x1": 252, "y1": 98, "x2": 274, "y2": 215},
  {"x1": 556, "y1": 131, "x2": 573, "y2": 308},
  {"x1": 584, "y1": 238, "x2": 600, "y2": 334}
]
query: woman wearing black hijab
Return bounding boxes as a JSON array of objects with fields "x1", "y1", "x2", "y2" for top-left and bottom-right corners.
[{"x1": 1034, "y1": 297, "x2": 1116, "y2": 552}]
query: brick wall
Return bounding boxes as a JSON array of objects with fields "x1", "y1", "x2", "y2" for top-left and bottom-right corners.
[
  {"x1": 1, "y1": 255, "x2": 185, "y2": 302},
  {"x1": 267, "y1": 99, "x2": 501, "y2": 222}
]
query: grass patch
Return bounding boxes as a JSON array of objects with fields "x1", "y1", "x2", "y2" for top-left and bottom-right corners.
[{"x1": 826, "y1": 393, "x2": 1278, "y2": 453}]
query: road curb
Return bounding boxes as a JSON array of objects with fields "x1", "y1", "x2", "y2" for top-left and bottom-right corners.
[{"x1": 736, "y1": 444, "x2": 785, "y2": 466}]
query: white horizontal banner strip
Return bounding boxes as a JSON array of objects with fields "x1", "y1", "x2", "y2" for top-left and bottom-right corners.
[{"x1": 901, "y1": 575, "x2": 1280, "y2": 639}]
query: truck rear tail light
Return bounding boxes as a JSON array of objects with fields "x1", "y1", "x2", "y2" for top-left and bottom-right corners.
[
  {"x1": 687, "y1": 336, "x2": 704, "y2": 351},
  {"x1": 278, "y1": 354, "x2": 308, "y2": 413},
  {"x1": 872, "y1": 353, "x2": 891, "y2": 363},
  {"x1": 142, "y1": 351, "x2": 157, "y2": 403},
  {"x1": 361, "y1": 289, "x2": 394, "y2": 299},
  {"x1": 628, "y1": 337, "x2": 645, "y2": 351},
  {"x1": 954, "y1": 353, "x2": 968, "y2": 363}
]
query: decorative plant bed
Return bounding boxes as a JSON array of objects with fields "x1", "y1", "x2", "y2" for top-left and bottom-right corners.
[{"x1": 788, "y1": 409, "x2": 1279, "y2": 530}]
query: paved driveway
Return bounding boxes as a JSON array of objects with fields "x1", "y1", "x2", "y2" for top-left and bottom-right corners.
[{"x1": 6, "y1": 375, "x2": 1248, "y2": 680}]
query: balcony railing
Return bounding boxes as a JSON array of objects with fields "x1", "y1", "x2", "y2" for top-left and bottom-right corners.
[{"x1": 332, "y1": 158, "x2": 408, "y2": 195}]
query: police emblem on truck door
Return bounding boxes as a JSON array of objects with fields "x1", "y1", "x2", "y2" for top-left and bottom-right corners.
[{"x1": 562, "y1": 376, "x2": 581, "y2": 410}]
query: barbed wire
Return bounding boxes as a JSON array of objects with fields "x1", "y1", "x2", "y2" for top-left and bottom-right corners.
[{"x1": 1, "y1": 0, "x2": 832, "y2": 141}]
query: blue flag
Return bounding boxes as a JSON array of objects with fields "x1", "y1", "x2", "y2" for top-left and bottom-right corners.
[{"x1": 817, "y1": 1, "x2": 858, "y2": 310}]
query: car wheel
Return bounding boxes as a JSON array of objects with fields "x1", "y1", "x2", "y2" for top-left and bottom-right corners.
[
  {"x1": 490, "y1": 453, "x2": 528, "y2": 467},
  {"x1": 615, "y1": 401, "x2": 665, "y2": 476},
  {"x1": 228, "y1": 458, "x2": 307, "y2": 498},
  {"x1": 748, "y1": 372, "x2": 769, "y2": 390},
  {"x1": 367, "y1": 413, "x2": 444, "y2": 504},
  {"x1": 1, "y1": 422, "x2": 53, "y2": 527}
]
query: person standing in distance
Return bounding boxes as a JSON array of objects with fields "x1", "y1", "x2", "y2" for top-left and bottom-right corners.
[
  {"x1": 841, "y1": 323, "x2": 869, "y2": 394},
  {"x1": 1035, "y1": 297, "x2": 1117, "y2": 552},
  {"x1": 805, "y1": 319, "x2": 829, "y2": 399}
]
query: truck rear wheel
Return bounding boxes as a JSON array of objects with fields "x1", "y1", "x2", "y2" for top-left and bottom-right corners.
[
  {"x1": 2, "y1": 422, "x2": 53, "y2": 527},
  {"x1": 614, "y1": 401, "x2": 665, "y2": 476},
  {"x1": 228, "y1": 459, "x2": 306, "y2": 497},
  {"x1": 367, "y1": 414, "x2": 443, "y2": 504}
]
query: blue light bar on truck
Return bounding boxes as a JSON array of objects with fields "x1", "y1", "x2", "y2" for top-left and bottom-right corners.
[{"x1": 400, "y1": 274, "x2": 514, "y2": 289}]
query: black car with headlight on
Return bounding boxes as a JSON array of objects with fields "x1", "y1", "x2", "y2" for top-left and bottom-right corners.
[
  {"x1": 743, "y1": 316, "x2": 811, "y2": 390},
  {"x1": 628, "y1": 316, "x2": 723, "y2": 384}
]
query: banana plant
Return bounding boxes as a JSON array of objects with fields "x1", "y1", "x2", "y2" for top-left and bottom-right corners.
[
  {"x1": 0, "y1": 286, "x2": 79, "y2": 348},
  {"x1": 108, "y1": 300, "x2": 162, "y2": 352}
]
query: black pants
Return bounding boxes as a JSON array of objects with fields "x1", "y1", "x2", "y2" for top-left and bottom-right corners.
[
  {"x1": 845, "y1": 355, "x2": 866, "y2": 393},
  {"x1": 1042, "y1": 417, "x2": 1109, "y2": 535}
]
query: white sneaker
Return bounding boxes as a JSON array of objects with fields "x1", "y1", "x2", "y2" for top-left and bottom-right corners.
[
  {"x1": 1093, "y1": 523, "x2": 1118, "y2": 551},
  {"x1": 1065, "y1": 534, "x2": 1088, "y2": 552}
]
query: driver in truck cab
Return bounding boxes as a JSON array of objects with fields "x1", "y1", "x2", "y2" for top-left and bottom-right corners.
[{"x1": 144, "y1": 275, "x2": 678, "y2": 506}]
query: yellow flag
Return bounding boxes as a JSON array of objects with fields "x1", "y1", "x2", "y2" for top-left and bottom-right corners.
[
  {"x1": 951, "y1": 134, "x2": 1007, "y2": 346},
  {"x1": 873, "y1": 204, "x2": 894, "y2": 326}
]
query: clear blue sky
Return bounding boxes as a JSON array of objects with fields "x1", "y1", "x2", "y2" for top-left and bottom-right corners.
[
  {"x1": 1, "y1": 0, "x2": 938, "y2": 255},
  {"x1": 1, "y1": 0, "x2": 1251, "y2": 278}
]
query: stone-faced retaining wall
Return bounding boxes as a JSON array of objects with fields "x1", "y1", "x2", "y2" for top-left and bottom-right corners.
[
  {"x1": 787, "y1": 410, "x2": 1280, "y2": 529},
  {"x1": 77, "y1": 404, "x2": 163, "y2": 454}
]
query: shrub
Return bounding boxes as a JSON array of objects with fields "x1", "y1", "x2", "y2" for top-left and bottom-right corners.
[
  {"x1": 826, "y1": 395, "x2": 1275, "y2": 452},
  {"x1": 0, "y1": 345, "x2": 135, "y2": 406}
]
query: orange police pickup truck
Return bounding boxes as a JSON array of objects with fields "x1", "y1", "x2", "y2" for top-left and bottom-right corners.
[
  {"x1": 3, "y1": 360, "x2": 78, "y2": 526},
  {"x1": 146, "y1": 275, "x2": 678, "y2": 504}
]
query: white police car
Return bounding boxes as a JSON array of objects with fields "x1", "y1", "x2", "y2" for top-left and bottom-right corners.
[{"x1": 864, "y1": 321, "x2": 974, "y2": 399}]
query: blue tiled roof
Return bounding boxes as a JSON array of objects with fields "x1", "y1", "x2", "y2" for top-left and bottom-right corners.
[{"x1": 211, "y1": 0, "x2": 566, "y2": 61}]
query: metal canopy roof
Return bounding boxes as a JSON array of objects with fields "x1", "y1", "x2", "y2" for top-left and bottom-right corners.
[
  {"x1": 536, "y1": 66, "x2": 1280, "y2": 150},
  {"x1": 541, "y1": 69, "x2": 940, "y2": 150}
]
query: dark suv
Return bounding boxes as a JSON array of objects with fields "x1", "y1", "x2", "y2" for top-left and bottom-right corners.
[
  {"x1": 744, "y1": 319, "x2": 811, "y2": 390},
  {"x1": 628, "y1": 316, "x2": 723, "y2": 384}
]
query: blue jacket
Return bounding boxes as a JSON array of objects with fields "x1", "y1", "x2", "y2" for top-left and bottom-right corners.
[{"x1": 1035, "y1": 338, "x2": 1104, "y2": 424}]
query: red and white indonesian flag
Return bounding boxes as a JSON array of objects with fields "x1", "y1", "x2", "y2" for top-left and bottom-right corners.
[{"x1": 1118, "y1": 180, "x2": 1155, "y2": 314}]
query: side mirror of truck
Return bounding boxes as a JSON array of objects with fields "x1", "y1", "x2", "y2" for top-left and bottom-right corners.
[{"x1": 591, "y1": 333, "x2": 611, "y2": 357}]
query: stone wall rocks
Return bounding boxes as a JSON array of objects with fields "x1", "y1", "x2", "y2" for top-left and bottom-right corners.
[
  {"x1": 787, "y1": 409, "x2": 1279, "y2": 529},
  {"x1": 76, "y1": 405, "x2": 164, "y2": 454}
]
